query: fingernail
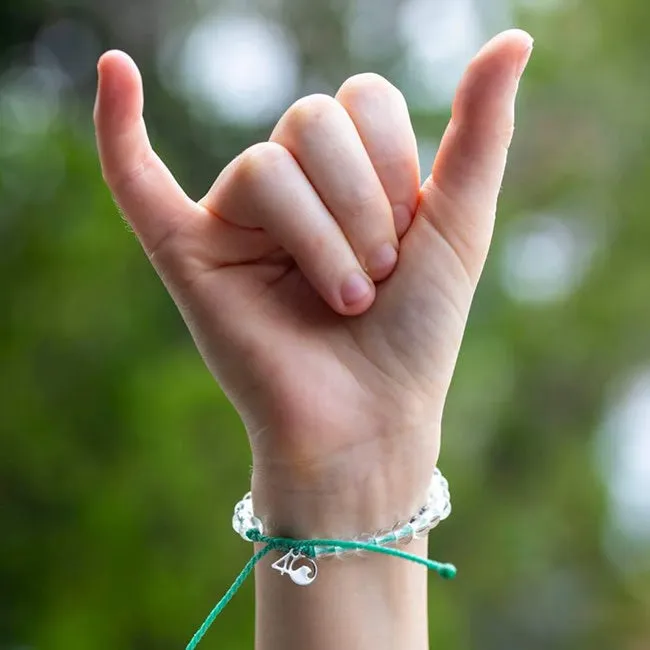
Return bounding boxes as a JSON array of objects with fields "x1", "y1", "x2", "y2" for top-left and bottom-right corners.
[
  {"x1": 341, "y1": 272, "x2": 373, "y2": 306},
  {"x1": 366, "y1": 243, "x2": 398, "y2": 280},
  {"x1": 515, "y1": 38, "x2": 534, "y2": 81}
]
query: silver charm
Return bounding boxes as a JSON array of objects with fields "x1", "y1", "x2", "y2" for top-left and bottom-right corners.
[{"x1": 271, "y1": 549, "x2": 318, "y2": 586}]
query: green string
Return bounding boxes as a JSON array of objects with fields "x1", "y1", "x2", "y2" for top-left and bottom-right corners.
[{"x1": 185, "y1": 529, "x2": 456, "y2": 650}]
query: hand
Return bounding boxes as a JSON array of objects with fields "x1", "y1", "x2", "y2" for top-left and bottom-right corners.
[{"x1": 94, "y1": 29, "x2": 532, "y2": 537}]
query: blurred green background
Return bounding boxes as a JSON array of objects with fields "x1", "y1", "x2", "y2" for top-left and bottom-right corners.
[{"x1": 1, "y1": 0, "x2": 649, "y2": 648}]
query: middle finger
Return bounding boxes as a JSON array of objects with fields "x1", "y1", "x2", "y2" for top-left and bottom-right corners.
[{"x1": 270, "y1": 94, "x2": 398, "y2": 281}]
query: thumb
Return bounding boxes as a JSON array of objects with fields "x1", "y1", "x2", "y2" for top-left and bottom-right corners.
[
  {"x1": 94, "y1": 50, "x2": 197, "y2": 254},
  {"x1": 417, "y1": 29, "x2": 533, "y2": 284}
]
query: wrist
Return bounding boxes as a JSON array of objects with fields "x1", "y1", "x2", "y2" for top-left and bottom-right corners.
[
  {"x1": 246, "y1": 446, "x2": 450, "y2": 650},
  {"x1": 250, "y1": 457, "x2": 438, "y2": 540}
]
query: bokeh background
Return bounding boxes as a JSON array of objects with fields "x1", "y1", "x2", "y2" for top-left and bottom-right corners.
[{"x1": 2, "y1": 0, "x2": 649, "y2": 648}]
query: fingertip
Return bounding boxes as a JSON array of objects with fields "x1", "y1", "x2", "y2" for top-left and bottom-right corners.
[
  {"x1": 489, "y1": 28, "x2": 534, "y2": 49},
  {"x1": 95, "y1": 50, "x2": 143, "y2": 125},
  {"x1": 97, "y1": 49, "x2": 139, "y2": 77},
  {"x1": 472, "y1": 29, "x2": 534, "y2": 73},
  {"x1": 338, "y1": 272, "x2": 376, "y2": 315},
  {"x1": 480, "y1": 29, "x2": 533, "y2": 56},
  {"x1": 450, "y1": 28, "x2": 533, "y2": 130},
  {"x1": 366, "y1": 243, "x2": 398, "y2": 281}
]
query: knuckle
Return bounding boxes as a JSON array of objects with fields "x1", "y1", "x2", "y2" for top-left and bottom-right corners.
[
  {"x1": 347, "y1": 186, "x2": 383, "y2": 218},
  {"x1": 308, "y1": 231, "x2": 329, "y2": 256},
  {"x1": 282, "y1": 93, "x2": 339, "y2": 133},
  {"x1": 235, "y1": 141, "x2": 290, "y2": 185},
  {"x1": 107, "y1": 153, "x2": 155, "y2": 195},
  {"x1": 337, "y1": 73, "x2": 405, "y2": 106}
]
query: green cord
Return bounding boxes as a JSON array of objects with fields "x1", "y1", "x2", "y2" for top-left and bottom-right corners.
[{"x1": 185, "y1": 529, "x2": 456, "y2": 650}]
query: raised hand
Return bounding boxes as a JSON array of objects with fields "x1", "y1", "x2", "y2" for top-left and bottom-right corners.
[{"x1": 94, "y1": 29, "x2": 532, "y2": 538}]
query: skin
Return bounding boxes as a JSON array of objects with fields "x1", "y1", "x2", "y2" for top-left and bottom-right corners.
[{"x1": 94, "y1": 28, "x2": 533, "y2": 650}]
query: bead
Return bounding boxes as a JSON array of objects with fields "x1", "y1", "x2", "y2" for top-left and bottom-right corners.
[
  {"x1": 354, "y1": 533, "x2": 375, "y2": 556},
  {"x1": 378, "y1": 528, "x2": 397, "y2": 546},
  {"x1": 249, "y1": 516, "x2": 264, "y2": 535},
  {"x1": 441, "y1": 500, "x2": 452, "y2": 519},
  {"x1": 400, "y1": 522, "x2": 416, "y2": 544},
  {"x1": 390, "y1": 520, "x2": 407, "y2": 545},
  {"x1": 411, "y1": 518, "x2": 429, "y2": 536},
  {"x1": 429, "y1": 515, "x2": 442, "y2": 531}
]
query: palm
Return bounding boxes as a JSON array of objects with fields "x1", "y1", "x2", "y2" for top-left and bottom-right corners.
[{"x1": 178, "y1": 202, "x2": 472, "y2": 478}]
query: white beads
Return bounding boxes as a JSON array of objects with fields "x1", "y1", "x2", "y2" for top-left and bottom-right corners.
[
  {"x1": 398, "y1": 468, "x2": 451, "y2": 541},
  {"x1": 231, "y1": 467, "x2": 451, "y2": 555},
  {"x1": 232, "y1": 492, "x2": 264, "y2": 539},
  {"x1": 400, "y1": 522, "x2": 416, "y2": 545},
  {"x1": 352, "y1": 532, "x2": 375, "y2": 556}
]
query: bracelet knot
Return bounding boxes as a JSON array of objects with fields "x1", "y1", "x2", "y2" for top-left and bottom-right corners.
[{"x1": 245, "y1": 528, "x2": 317, "y2": 558}]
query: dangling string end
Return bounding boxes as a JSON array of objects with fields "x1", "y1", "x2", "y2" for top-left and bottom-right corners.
[{"x1": 438, "y1": 563, "x2": 457, "y2": 580}]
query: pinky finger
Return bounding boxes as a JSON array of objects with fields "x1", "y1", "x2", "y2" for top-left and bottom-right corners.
[{"x1": 94, "y1": 50, "x2": 198, "y2": 253}]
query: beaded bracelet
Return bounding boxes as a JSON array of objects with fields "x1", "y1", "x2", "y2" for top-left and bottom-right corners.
[
  {"x1": 233, "y1": 467, "x2": 452, "y2": 583},
  {"x1": 186, "y1": 468, "x2": 454, "y2": 650}
]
